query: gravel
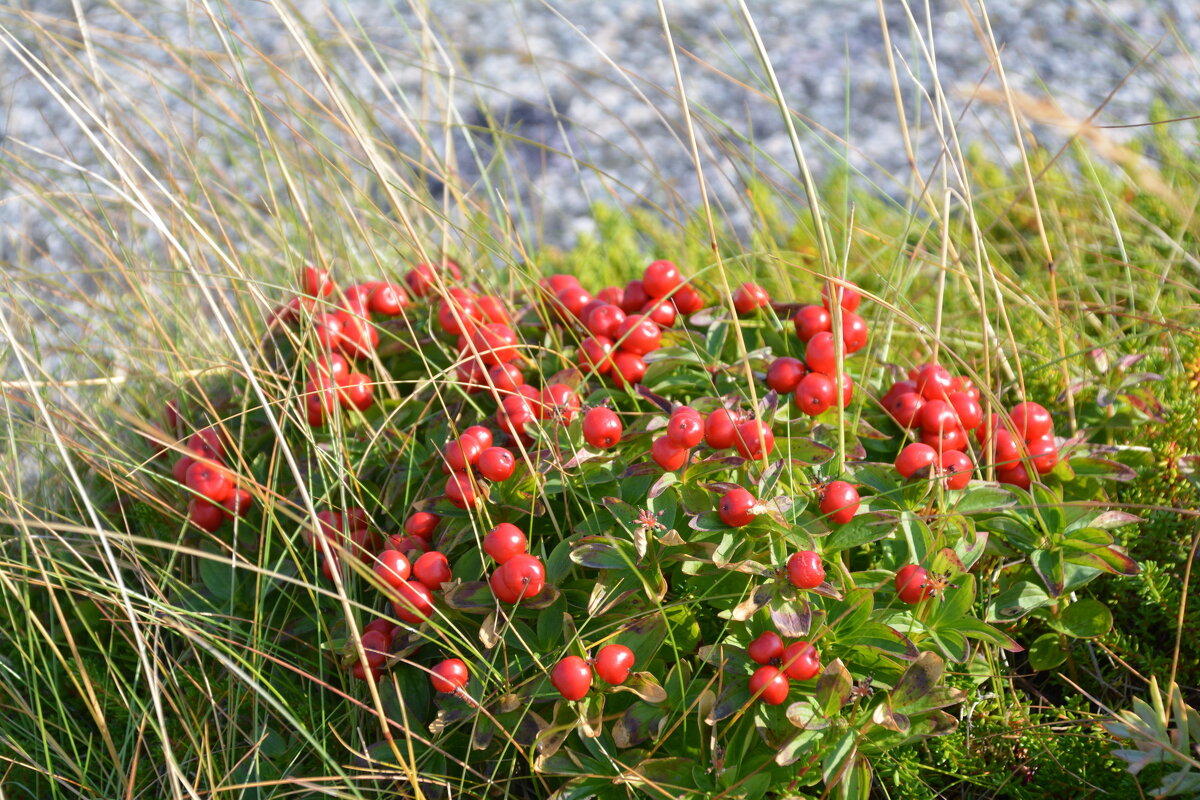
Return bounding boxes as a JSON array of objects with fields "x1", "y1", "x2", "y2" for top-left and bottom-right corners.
[{"x1": 2, "y1": 0, "x2": 1198, "y2": 340}]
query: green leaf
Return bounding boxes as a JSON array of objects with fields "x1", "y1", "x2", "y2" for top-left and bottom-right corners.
[
  {"x1": 953, "y1": 617, "x2": 1024, "y2": 652},
  {"x1": 1056, "y1": 598, "x2": 1113, "y2": 639},
  {"x1": 198, "y1": 547, "x2": 234, "y2": 602},
  {"x1": 815, "y1": 659, "x2": 853, "y2": 717},
  {"x1": 1031, "y1": 549, "x2": 1066, "y2": 597},
  {"x1": 950, "y1": 486, "x2": 1016, "y2": 514},
  {"x1": 569, "y1": 537, "x2": 637, "y2": 569},
  {"x1": 1063, "y1": 545, "x2": 1140, "y2": 576},
  {"x1": 824, "y1": 514, "x2": 896, "y2": 552},
  {"x1": 822, "y1": 729, "x2": 858, "y2": 786},
  {"x1": 892, "y1": 651, "x2": 945, "y2": 711},
  {"x1": 985, "y1": 580, "x2": 1054, "y2": 622},
  {"x1": 899, "y1": 511, "x2": 934, "y2": 566},
  {"x1": 1028, "y1": 633, "x2": 1068, "y2": 671},
  {"x1": 1068, "y1": 456, "x2": 1136, "y2": 482}
]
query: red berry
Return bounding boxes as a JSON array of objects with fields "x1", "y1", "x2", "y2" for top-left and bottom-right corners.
[
  {"x1": 579, "y1": 336, "x2": 616, "y2": 375},
  {"x1": 404, "y1": 260, "x2": 461, "y2": 297},
  {"x1": 404, "y1": 512, "x2": 439, "y2": 540},
  {"x1": 948, "y1": 391, "x2": 983, "y2": 430},
  {"x1": 188, "y1": 497, "x2": 226, "y2": 532},
  {"x1": 642, "y1": 298, "x2": 677, "y2": 327},
  {"x1": 476, "y1": 294, "x2": 510, "y2": 325},
  {"x1": 541, "y1": 274, "x2": 580, "y2": 295},
  {"x1": 308, "y1": 509, "x2": 345, "y2": 546},
  {"x1": 430, "y1": 658, "x2": 469, "y2": 693},
  {"x1": 895, "y1": 443, "x2": 938, "y2": 479},
  {"x1": 704, "y1": 409, "x2": 739, "y2": 449},
  {"x1": 221, "y1": 488, "x2": 252, "y2": 518},
  {"x1": 643, "y1": 260, "x2": 683, "y2": 298},
  {"x1": 375, "y1": 549, "x2": 412, "y2": 590},
  {"x1": 413, "y1": 551, "x2": 453, "y2": 590},
  {"x1": 468, "y1": 323, "x2": 519, "y2": 365},
  {"x1": 787, "y1": 550, "x2": 825, "y2": 589},
  {"x1": 749, "y1": 665, "x2": 789, "y2": 705},
  {"x1": 672, "y1": 283, "x2": 704, "y2": 314},
  {"x1": 794, "y1": 372, "x2": 836, "y2": 416},
  {"x1": 919, "y1": 400, "x2": 957, "y2": 435},
  {"x1": 300, "y1": 263, "x2": 334, "y2": 297},
  {"x1": 186, "y1": 459, "x2": 232, "y2": 503},
  {"x1": 804, "y1": 331, "x2": 837, "y2": 375},
  {"x1": 437, "y1": 290, "x2": 480, "y2": 336},
  {"x1": 444, "y1": 471, "x2": 477, "y2": 509},
  {"x1": 1010, "y1": 401, "x2": 1053, "y2": 440},
  {"x1": 484, "y1": 523, "x2": 527, "y2": 564},
  {"x1": 920, "y1": 425, "x2": 968, "y2": 454},
  {"x1": 596, "y1": 286, "x2": 625, "y2": 307},
  {"x1": 392, "y1": 579, "x2": 434, "y2": 624},
  {"x1": 551, "y1": 656, "x2": 593, "y2": 701},
  {"x1": 997, "y1": 462, "x2": 1032, "y2": 489},
  {"x1": 793, "y1": 305, "x2": 832, "y2": 342},
  {"x1": 341, "y1": 283, "x2": 375, "y2": 317},
  {"x1": 781, "y1": 641, "x2": 821, "y2": 680},
  {"x1": 444, "y1": 436, "x2": 483, "y2": 473},
  {"x1": 357, "y1": 629, "x2": 390, "y2": 671},
  {"x1": 766, "y1": 357, "x2": 806, "y2": 394},
  {"x1": 463, "y1": 425, "x2": 494, "y2": 449},
  {"x1": 499, "y1": 553, "x2": 546, "y2": 599},
  {"x1": 822, "y1": 279, "x2": 861, "y2": 312},
  {"x1": 369, "y1": 282, "x2": 408, "y2": 316},
  {"x1": 497, "y1": 394, "x2": 536, "y2": 440},
  {"x1": 666, "y1": 407, "x2": 704, "y2": 448},
  {"x1": 883, "y1": 379, "x2": 918, "y2": 405},
  {"x1": 940, "y1": 450, "x2": 973, "y2": 490},
  {"x1": 732, "y1": 282, "x2": 770, "y2": 314},
  {"x1": 489, "y1": 567, "x2": 523, "y2": 603},
  {"x1": 594, "y1": 644, "x2": 635, "y2": 685},
  {"x1": 650, "y1": 435, "x2": 689, "y2": 471},
  {"x1": 1027, "y1": 435, "x2": 1058, "y2": 474},
  {"x1": 336, "y1": 312, "x2": 379, "y2": 360},
  {"x1": 308, "y1": 353, "x2": 349, "y2": 383},
  {"x1": 187, "y1": 428, "x2": 225, "y2": 462},
  {"x1": 895, "y1": 564, "x2": 932, "y2": 604},
  {"x1": 582, "y1": 407, "x2": 623, "y2": 449},
  {"x1": 610, "y1": 351, "x2": 648, "y2": 388},
  {"x1": 585, "y1": 304, "x2": 626, "y2": 339},
  {"x1": 478, "y1": 446, "x2": 516, "y2": 481},
  {"x1": 620, "y1": 279, "x2": 650, "y2": 314},
  {"x1": 614, "y1": 314, "x2": 661, "y2": 355},
  {"x1": 839, "y1": 312, "x2": 869, "y2": 354},
  {"x1": 718, "y1": 488, "x2": 757, "y2": 527},
  {"x1": 386, "y1": 534, "x2": 429, "y2": 556},
  {"x1": 337, "y1": 373, "x2": 374, "y2": 411},
  {"x1": 486, "y1": 363, "x2": 525, "y2": 397},
  {"x1": 915, "y1": 364, "x2": 953, "y2": 401},
  {"x1": 555, "y1": 286, "x2": 593, "y2": 320},
  {"x1": 172, "y1": 455, "x2": 194, "y2": 485},
  {"x1": 747, "y1": 632, "x2": 785, "y2": 665},
  {"x1": 887, "y1": 392, "x2": 926, "y2": 428},
  {"x1": 819, "y1": 481, "x2": 859, "y2": 525},
  {"x1": 733, "y1": 419, "x2": 774, "y2": 460},
  {"x1": 539, "y1": 383, "x2": 581, "y2": 424}
]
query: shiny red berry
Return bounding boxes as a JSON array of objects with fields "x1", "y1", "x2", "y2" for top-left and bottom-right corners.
[
  {"x1": 787, "y1": 550, "x2": 825, "y2": 589},
  {"x1": 804, "y1": 331, "x2": 837, "y2": 375},
  {"x1": 793, "y1": 305, "x2": 831, "y2": 342},
  {"x1": 704, "y1": 409, "x2": 739, "y2": 449},
  {"x1": 732, "y1": 282, "x2": 770, "y2": 314},
  {"x1": 733, "y1": 419, "x2": 774, "y2": 460},
  {"x1": 404, "y1": 512, "x2": 439, "y2": 540},
  {"x1": 594, "y1": 644, "x2": 635, "y2": 685},
  {"x1": 895, "y1": 564, "x2": 932, "y2": 604},
  {"x1": 819, "y1": 481, "x2": 859, "y2": 525},
  {"x1": 794, "y1": 372, "x2": 836, "y2": 416},
  {"x1": 749, "y1": 666, "x2": 789, "y2": 705},
  {"x1": 430, "y1": 658, "x2": 469, "y2": 693},
  {"x1": 940, "y1": 450, "x2": 973, "y2": 490},
  {"x1": 299, "y1": 263, "x2": 334, "y2": 297},
  {"x1": 781, "y1": 641, "x2": 821, "y2": 680},
  {"x1": 478, "y1": 446, "x2": 516, "y2": 481},
  {"x1": 650, "y1": 435, "x2": 689, "y2": 471},
  {"x1": 484, "y1": 523, "x2": 527, "y2": 564},
  {"x1": 895, "y1": 443, "x2": 938, "y2": 479},
  {"x1": 1009, "y1": 401, "x2": 1053, "y2": 440},
  {"x1": 643, "y1": 260, "x2": 683, "y2": 298},
  {"x1": 666, "y1": 407, "x2": 704, "y2": 448},
  {"x1": 718, "y1": 487, "x2": 757, "y2": 527},
  {"x1": 499, "y1": 553, "x2": 546, "y2": 599},
  {"x1": 444, "y1": 471, "x2": 477, "y2": 509},
  {"x1": 822, "y1": 279, "x2": 861, "y2": 312},
  {"x1": 551, "y1": 656, "x2": 593, "y2": 701},
  {"x1": 766, "y1": 357, "x2": 806, "y2": 394},
  {"x1": 392, "y1": 579, "x2": 435, "y2": 624},
  {"x1": 614, "y1": 314, "x2": 661, "y2": 355},
  {"x1": 374, "y1": 550, "x2": 412, "y2": 590},
  {"x1": 747, "y1": 631, "x2": 785, "y2": 665},
  {"x1": 582, "y1": 407, "x2": 623, "y2": 449}
]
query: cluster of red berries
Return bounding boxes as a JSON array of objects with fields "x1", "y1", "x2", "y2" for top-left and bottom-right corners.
[
  {"x1": 439, "y1": 426, "x2": 517, "y2": 509},
  {"x1": 550, "y1": 644, "x2": 636, "y2": 701},
  {"x1": 976, "y1": 401, "x2": 1059, "y2": 489},
  {"x1": 747, "y1": 630, "x2": 821, "y2": 705},
  {"x1": 649, "y1": 405, "x2": 777, "y2": 472},
  {"x1": 368, "y1": 516, "x2": 453, "y2": 627},
  {"x1": 348, "y1": 617, "x2": 401, "y2": 681},
  {"x1": 172, "y1": 426, "x2": 253, "y2": 531},
  {"x1": 272, "y1": 264, "x2": 409, "y2": 426},
  {"x1": 494, "y1": 382, "x2": 582, "y2": 449},
  {"x1": 886, "y1": 364, "x2": 1058, "y2": 490},
  {"x1": 886, "y1": 363, "x2": 982, "y2": 490},
  {"x1": 556, "y1": 260, "x2": 704, "y2": 389},
  {"x1": 483, "y1": 522, "x2": 547, "y2": 604},
  {"x1": 762, "y1": 280, "x2": 868, "y2": 417}
]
